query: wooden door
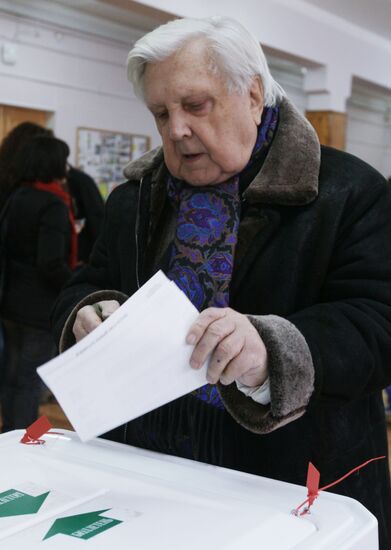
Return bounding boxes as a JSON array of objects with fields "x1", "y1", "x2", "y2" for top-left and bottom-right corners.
[
  {"x1": 0, "y1": 105, "x2": 51, "y2": 143},
  {"x1": 306, "y1": 110, "x2": 347, "y2": 150}
]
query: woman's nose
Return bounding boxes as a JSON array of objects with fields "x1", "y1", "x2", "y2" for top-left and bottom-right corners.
[{"x1": 168, "y1": 112, "x2": 192, "y2": 141}]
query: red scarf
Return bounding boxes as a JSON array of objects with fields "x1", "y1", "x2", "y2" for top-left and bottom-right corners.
[{"x1": 32, "y1": 181, "x2": 78, "y2": 270}]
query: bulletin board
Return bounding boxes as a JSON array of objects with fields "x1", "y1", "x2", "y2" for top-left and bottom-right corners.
[{"x1": 76, "y1": 127, "x2": 150, "y2": 199}]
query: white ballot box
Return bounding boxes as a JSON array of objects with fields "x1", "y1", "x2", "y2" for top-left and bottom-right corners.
[{"x1": 0, "y1": 429, "x2": 378, "y2": 549}]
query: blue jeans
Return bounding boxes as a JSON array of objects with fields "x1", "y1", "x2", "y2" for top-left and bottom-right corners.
[{"x1": 0, "y1": 320, "x2": 56, "y2": 432}]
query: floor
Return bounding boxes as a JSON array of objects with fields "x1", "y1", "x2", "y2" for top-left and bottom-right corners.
[{"x1": 39, "y1": 401, "x2": 391, "y2": 473}]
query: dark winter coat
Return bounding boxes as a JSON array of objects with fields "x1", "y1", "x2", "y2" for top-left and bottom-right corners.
[
  {"x1": 52, "y1": 98, "x2": 391, "y2": 549},
  {"x1": 1, "y1": 186, "x2": 72, "y2": 330},
  {"x1": 67, "y1": 167, "x2": 104, "y2": 263}
]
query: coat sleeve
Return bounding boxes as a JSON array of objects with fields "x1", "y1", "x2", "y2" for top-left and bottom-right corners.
[{"x1": 219, "y1": 174, "x2": 391, "y2": 433}]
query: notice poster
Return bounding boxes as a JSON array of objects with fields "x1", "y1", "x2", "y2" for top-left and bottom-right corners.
[{"x1": 76, "y1": 127, "x2": 150, "y2": 199}]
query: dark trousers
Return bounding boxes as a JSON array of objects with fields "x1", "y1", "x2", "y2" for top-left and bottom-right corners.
[{"x1": 0, "y1": 319, "x2": 56, "y2": 432}]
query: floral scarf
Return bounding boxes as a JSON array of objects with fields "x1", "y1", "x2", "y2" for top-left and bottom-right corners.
[{"x1": 166, "y1": 106, "x2": 279, "y2": 407}]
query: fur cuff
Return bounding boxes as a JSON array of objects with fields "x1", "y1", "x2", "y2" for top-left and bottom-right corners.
[
  {"x1": 218, "y1": 315, "x2": 314, "y2": 433},
  {"x1": 59, "y1": 290, "x2": 129, "y2": 352}
]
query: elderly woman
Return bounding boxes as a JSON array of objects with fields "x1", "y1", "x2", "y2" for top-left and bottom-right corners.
[{"x1": 52, "y1": 17, "x2": 391, "y2": 548}]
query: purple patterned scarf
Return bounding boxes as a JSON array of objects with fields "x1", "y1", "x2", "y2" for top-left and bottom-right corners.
[{"x1": 166, "y1": 107, "x2": 278, "y2": 408}]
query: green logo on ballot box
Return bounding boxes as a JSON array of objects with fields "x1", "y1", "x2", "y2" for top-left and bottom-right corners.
[
  {"x1": 0, "y1": 488, "x2": 49, "y2": 517},
  {"x1": 44, "y1": 509, "x2": 122, "y2": 541}
]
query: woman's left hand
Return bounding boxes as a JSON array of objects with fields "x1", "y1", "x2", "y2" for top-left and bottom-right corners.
[{"x1": 186, "y1": 307, "x2": 268, "y2": 387}]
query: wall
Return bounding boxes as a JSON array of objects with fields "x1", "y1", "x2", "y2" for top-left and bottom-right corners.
[
  {"x1": 268, "y1": 59, "x2": 306, "y2": 114},
  {"x1": 347, "y1": 84, "x2": 391, "y2": 178},
  {"x1": 0, "y1": 12, "x2": 161, "y2": 164},
  {"x1": 131, "y1": 0, "x2": 391, "y2": 176},
  {"x1": 270, "y1": 60, "x2": 391, "y2": 178},
  {"x1": 136, "y1": 0, "x2": 391, "y2": 111},
  {"x1": 346, "y1": 104, "x2": 391, "y2": 178},
  {"x1": 1, "y1": 2, "x2": 390, "y2": 178}
]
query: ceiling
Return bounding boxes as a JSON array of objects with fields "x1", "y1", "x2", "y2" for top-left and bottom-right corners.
[
  {"x1": 51, "y1": 0, "x2": 172, "y2": 33},
  {"x1": 53, "y1": 0, "x2": 391, "y2": 43},
  {"x1": 0, "y1": 0, "x2": 174, "y2": 46},
  {"x1": 301, "y1": 0, "x2": 391, "y2": 42},
  {"x1": 2, "y1": 0, "x2": 391, "y2": 43}
]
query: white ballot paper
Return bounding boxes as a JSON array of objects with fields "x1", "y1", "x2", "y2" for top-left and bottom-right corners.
[{"x1": 38, "y1": 271, "x2": 207, "y2": 442}]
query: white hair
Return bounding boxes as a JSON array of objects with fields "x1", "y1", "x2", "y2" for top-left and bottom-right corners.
[{"x1": 127, "y1": 16, "x2": 285, "y2": 106}]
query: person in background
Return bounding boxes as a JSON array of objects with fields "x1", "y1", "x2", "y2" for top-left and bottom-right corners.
[
  {"x1": 0, "y1": 123, "x2": 53, "y2": 203},
  {"x1": 386, "y1": 177, "x2": 391, "y2": 422},
  {"x1": 66, "y1": 165, "x2": 104, "y2": 265},
  {"x1": 0, "y1": 123, "x2": 53, "y2": 193},
  {"x1": 0, "y1": 135, "x2": 74, "y2": 432},
  {"x1": 385, "y1": 387, "x2": 391, "y2": 422},
  {"x1": 0, "y1": 122, "x2": 53, "y2": 419},
  {"x1": 52, "y1": 17, "x2": 391, "y2": 548},
  {"x1": 0, "y1": 121, "x2": 104, "y2": 265}
]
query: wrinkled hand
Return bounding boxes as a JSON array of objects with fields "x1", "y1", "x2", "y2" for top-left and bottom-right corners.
[
  {"x1": 73, "y1": 300, "x2": 120, "y2": 342},
  {"x1": 186, "y1": 307, "x2": 268, "y2": 387}
]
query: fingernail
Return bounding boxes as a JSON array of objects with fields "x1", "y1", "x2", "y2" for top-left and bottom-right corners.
[
  {"x1": 187, "y1": 333, "x2": 196, "y2": 344},
  {"x1": 190, "y1": 359, "x2": 200, "y2": 369}
]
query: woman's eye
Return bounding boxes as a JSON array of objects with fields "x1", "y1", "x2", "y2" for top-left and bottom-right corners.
[
  {"x1": 155, "y1": 111, "x2": 168, "y2": 121},
  {"x1": 189, "y1": 103, "x2": 204, "y2": 111}
]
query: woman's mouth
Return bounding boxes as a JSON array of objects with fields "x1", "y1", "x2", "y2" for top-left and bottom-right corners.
[{"x1": 183, "y1": 153, "x2": 204, "y2": 162}]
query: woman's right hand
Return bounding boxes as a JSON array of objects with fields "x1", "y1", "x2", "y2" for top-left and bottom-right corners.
[{"x1": 72, "y1": 300, "x2": 120, "y2": 342}]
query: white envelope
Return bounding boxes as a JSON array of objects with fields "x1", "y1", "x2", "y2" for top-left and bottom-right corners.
[{"x1": 38, "y1": 271, "x2": 207, "y2": 442}]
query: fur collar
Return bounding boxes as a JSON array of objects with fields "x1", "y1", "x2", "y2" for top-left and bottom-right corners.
[{"x1": 123, "y1": 97, "x2": 320, "y2": 206}]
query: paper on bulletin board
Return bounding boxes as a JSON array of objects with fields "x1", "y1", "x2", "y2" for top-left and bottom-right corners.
[{"x1": 76, "y1": 127, "x2": 150, "y2": 199}]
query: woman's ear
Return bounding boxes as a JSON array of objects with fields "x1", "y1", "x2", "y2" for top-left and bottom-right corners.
[{"x1": 249, "y1": 76, "x2": 264, "y2": 125}]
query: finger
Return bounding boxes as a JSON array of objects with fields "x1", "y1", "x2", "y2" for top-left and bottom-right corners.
[
  {"x1": 73, "y1": 305, "x2": 102, "y2": 341},
  {"x1": 206, "y1": 332, "x2": 244, "y2": 384},
  {"x1": 186, "y1": 307, "x2": 227, "y2": 345},
  {"x1": 73, "y1": 322, "x2": 88, "y2": 342},
  {"x1": 189, "y1": 315, "x2": 236, "y2": 370},
  {"x1": 98, "y1": 300, "x2": 120, "y2": 320}
]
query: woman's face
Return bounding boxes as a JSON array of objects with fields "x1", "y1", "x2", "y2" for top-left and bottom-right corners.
[{"x1": 144, "y1": 40, "x2": 264, "y2": 186}]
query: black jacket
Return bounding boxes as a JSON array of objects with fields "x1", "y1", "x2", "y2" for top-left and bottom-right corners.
[
  {"x1": 1, "y1": 186, "x2": 72, "y2": 330},
  {"x1": 52, "y1": 98, "x2": 391, "y2": 548},
  {"x1": 67, "y1": 167, "x2": 104, "y2": 263}
]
